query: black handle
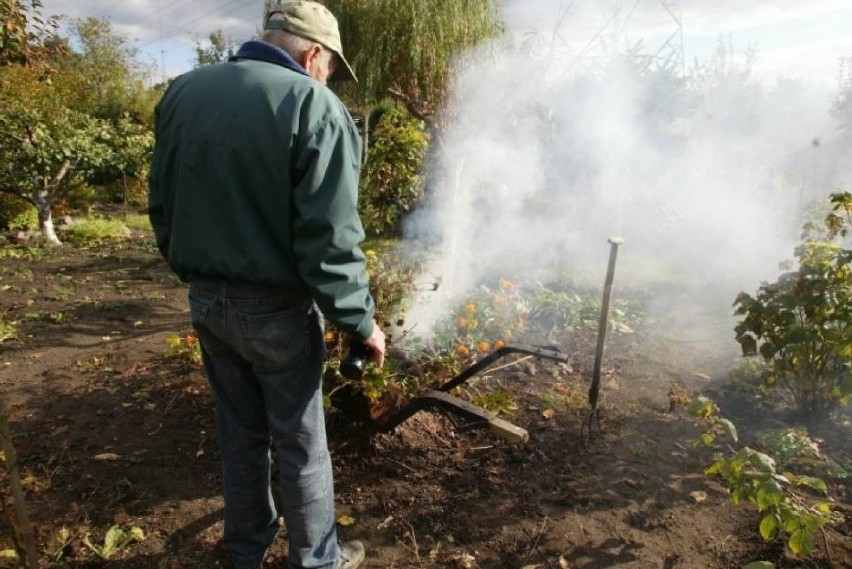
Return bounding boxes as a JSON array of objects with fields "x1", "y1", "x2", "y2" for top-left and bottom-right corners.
[{"x1": 339, "y1": 341, "x2": 372, "y2": 379}]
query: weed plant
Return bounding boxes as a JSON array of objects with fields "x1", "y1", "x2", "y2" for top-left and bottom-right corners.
[
  {"x1": 0, "y1": 247, "x2": 43, "y2": 261},
  {"x1": 0, "y1": 317, "x2": 16, "y2": 343}
]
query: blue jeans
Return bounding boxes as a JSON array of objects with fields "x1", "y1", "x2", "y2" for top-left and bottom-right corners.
[{"x1": 188, "y1": 278, "x2": 339, "y2": 569}]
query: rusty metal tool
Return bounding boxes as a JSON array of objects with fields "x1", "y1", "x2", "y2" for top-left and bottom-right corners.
[
  {"x1": 582, "y1": 237, "x2": 624, "y2": 443},
  {"x1": 374, "y1": 344, "x2": 568, "y2": 443}
]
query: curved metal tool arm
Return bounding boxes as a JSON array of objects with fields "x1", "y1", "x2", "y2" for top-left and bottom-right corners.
[{"x1": 438, "y1": 344, "x2": 569, "y2": 393}]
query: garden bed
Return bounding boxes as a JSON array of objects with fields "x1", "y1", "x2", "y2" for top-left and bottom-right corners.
[{"x1": 0, "y1": 234, "x2": 849, "y2": 568}]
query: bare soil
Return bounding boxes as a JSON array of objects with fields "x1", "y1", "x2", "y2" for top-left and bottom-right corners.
[{"x1": 0, "y1": 232, "x2": 849, "y2": 568}]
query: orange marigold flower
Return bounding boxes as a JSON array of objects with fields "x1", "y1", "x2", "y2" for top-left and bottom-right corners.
[
  {"x1": 494, "y1": 339, "x2": 506, "y2": 350},
  {"x1": 184, "y1": 335, "x2": 198, "y2": 346},
  {"x1": 477, "y1": 341, "x2": 491, "y2": 353},
  {"x1": 456, "y1": 345, "x2": 470, "y2": 356},
  {"x1": 499, "y1": 278, "x2": 517, "y2": 292},
  {"x1": 464, "y1": 303, "x2": 476, "y2": 314}
]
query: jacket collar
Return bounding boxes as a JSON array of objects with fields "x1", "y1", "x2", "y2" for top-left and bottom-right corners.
[{"x1": 230, "y1": 40, "x2": 309, "y2": 77}]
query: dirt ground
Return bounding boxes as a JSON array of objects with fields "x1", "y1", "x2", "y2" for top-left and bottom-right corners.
[{"x1": 0, "y1": 231, "x2": 849, "y2": 569}]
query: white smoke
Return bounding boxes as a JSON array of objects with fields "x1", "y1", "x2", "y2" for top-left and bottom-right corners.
[{"x1": 401, "y1": 0, "x2": 850, "y2": 343}]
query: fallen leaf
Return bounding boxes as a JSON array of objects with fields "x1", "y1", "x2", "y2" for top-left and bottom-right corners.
[
  {"x1": 377, "y1": 515, "x2": 394, "y2": 530},
  {"x1": 453, "y1": 552, "x2": 475, "y2": 569},
  {"x1": 542, "y1": 409, "x2": 555, "y2": 419},
  {"x1": 690, "y1": 490, "x2": 707, "y2": 503},
  {"x1": 559, "y1": 555, "x2": 572, "y2": 568},
  {"x1": 93, "y1": 453, "x2": 121, "y2": 461},
  {"x1": 336, "y1": 515, "x2": 356, "y2": 527}
]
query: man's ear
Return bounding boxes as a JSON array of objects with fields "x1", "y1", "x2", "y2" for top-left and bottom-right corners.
[{"x1": 299, "y1": 44, "x2": 323, "y2": 70}]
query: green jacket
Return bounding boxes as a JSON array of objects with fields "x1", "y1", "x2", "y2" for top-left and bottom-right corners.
[{"x1": 148, "y1": 40, "x2": 375, "y2": 340}]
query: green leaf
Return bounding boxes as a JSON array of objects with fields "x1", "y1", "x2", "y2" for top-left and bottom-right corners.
[
  {"x1": 759, "y1": 514, "x2": 778, "y2": 541},
  {"x1": 756, "y1": 480, "x2": 783, "y2": 511},
  {"x1": 741, "y1": 563, "x2": 775, "y2": 569},
  {"x1": 788, "y1": 529, "x2": 814, "y2": 556},
  {"x1": 0, "y1": 550, "x2": 18, "y2": 559},
  {"x1": 795, "y1": 476, "x2": 827, "y2": 494},
  {"x1": 129, "y1": 526, "x2": 145, "y2": 541},
  {"x1": 102, "y1": 525, "x2": 124, "y2": 557},
  {"x1": 749, "y1": 450, "x2": 776, "y2": 473},
  {"x1": 783, "y1": 513, "x2": 801, "y2": 533},
  {"x1": 717, "y1": 418, "x2": 738, "y2": 442},
  {"x1": 687, "y1": 396, "x2": 716, "y2": 419}
]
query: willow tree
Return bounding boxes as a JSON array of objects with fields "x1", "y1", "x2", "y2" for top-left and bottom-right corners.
[{"x1": 323, "y1": 0, "x2": 503, "y2": 115}]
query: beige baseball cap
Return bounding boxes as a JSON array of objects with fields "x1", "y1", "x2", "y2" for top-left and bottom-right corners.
[{"x1": 264, "y1": 1, "x2": 357, "y2": 82}]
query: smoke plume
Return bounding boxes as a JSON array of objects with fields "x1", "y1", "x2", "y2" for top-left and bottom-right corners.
[{"x1": 401, "y1": 0, "x2": 850, "y2": 348}]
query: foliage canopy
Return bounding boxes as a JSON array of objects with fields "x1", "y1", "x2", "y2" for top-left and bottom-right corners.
[{"x1": 359, "y1": 103, "x2": 429, "y2": 236}]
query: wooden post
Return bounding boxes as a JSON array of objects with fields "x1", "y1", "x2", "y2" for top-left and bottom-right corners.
[{"x1": 0, "y1": 401, "x2": 39, "y2": 569}]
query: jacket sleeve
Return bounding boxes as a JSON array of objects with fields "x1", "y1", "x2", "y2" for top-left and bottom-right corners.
[
  {"x1": 291, "y1": 107, "x2": 376, "y2": 341},
  {"x1": 147, "y1": 100, "x2": 170, "y2": 260}
]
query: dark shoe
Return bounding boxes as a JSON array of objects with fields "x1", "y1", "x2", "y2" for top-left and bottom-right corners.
[{"x1": 339, "y1": 540, "x2": 365, "y2": 569}]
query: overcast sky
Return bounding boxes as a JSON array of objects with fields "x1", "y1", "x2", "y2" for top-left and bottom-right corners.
[{"x1": 40, "y1": 0, "x2": 852, "y2": 90}]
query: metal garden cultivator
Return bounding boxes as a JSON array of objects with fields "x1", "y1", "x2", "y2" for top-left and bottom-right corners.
[{"x1": 344, "y1": 237, "x2": 625, "y2": 444}]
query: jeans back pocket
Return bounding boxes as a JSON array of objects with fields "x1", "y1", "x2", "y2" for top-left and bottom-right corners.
[{"x1": 237, "y1": 300, "x2": 310, "y2": 372}]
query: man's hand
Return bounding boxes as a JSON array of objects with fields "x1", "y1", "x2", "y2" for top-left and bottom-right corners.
[{"x1": 362, "y1": 319, "x2": 386, "y2": 367}]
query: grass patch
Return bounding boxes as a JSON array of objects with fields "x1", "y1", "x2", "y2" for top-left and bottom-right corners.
[
  {"x1": 62, "y1": 216, "x2": 131, "y2": 247},
  {"x1": 122, "y1": 213, "x2": 153, "y2": 231}
]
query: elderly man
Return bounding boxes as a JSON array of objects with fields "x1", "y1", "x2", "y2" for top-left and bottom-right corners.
[{"x1": 148, "y1": 2, "x2": 384, "y2": 568}]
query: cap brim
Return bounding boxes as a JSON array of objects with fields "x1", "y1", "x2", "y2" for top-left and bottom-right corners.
[{"x1": 330, "y1": 52, "x2": 357, "y2": 82}]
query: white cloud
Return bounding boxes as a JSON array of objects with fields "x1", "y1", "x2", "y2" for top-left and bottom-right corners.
[
  {"x1": 40, "y1": 0, "x2": 852, "y2": 84},
  {"x1": 41, "y1": 0, "x2": 265, "y2": 78}
]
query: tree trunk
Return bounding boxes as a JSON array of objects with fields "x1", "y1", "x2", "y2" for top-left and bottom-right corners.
[
  {"x1": 36, "y1": 159, "x2": 71, "y2": 246},
  {"x1": 122, "y1": 172, "x2": 128, "y2": 218},
  {"x1": 36, "y1": 197, "x2": 60, "y2": 246}
]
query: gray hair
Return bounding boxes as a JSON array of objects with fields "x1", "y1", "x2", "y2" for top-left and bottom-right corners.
[{"x1": 263, "y1": 17, "x2": 333, "y2": 67}]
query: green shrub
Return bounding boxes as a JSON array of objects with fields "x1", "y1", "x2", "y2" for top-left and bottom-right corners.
[
  {"x1": 359, "y1": 103, "x2": 429, "y2": 236},
  {"x1": 734, "y1": 192, "x2": 851, "y2": 414},
  {"x1": 97, "y1": 173, "x2": 149, "y2": 207},
  {"x1": 61, "y1": 216, "x2": 130, "y2": 246},
  {"x1": 0, "y1": 195, "x2": 37, "y2": 231},
  {"x1": 64, "y1": 183, "x2": 98, "y2": 212}
]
